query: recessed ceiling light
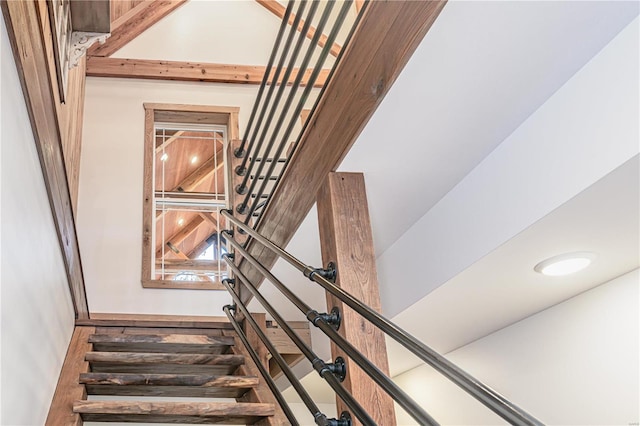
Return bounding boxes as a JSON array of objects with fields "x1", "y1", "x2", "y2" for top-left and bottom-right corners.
[
  {"x1": 534, "y1": 252, "x2": 597, "y2": 276},
  {"x1": 160, "y1": 153, "x2": 169, "y2": 162},
  {"x1": 191, "y1": 156, "x2": 198, "y2": 164},
  {"x1": 177, "y1": 218, "x2": 185, "y2": 226}
]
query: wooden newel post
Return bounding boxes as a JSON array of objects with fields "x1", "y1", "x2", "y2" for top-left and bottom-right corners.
[{"x1": 316, "y1": 172, "x2": 396, "y2": 425}]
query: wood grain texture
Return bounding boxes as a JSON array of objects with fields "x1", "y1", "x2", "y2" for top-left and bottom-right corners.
[
  {"x1": 79, "y1": 313, "x2": 231, "y2": 329},
  {"x1": 111, "y1": 0, "x2": 147, "y2": 30},
  {"x1": 45, "y1": 326, "x2": 95, "y2": 426},
  {"x1": 69, "y1": 0, "x2": 110, "y2": 32},
  {"x1": 316, "y1": 172, "x2": 396, "y2": 425},
  {"x1": 256, "y1": 0, "x2": 342, "y2": 57},
  {"x1": 239, "y1": 0, "x2": 447, "y2": 305},
  {"x1": 73, "y1": 401, "x2": 275, "y2": 424},
  {"x1": 80, "y1": 373, "x2": 257, "y2": 397},
  {"x1": 86, "y1": 352, "x2": 244, "y2": 374},
  {"x1": 2, "y1": 0, "x2": 89, "y2": 318},
  {"x1": 88, "y1": 334, "x2": 234, "y2": 353},
  {"x1": 86, "y1": 57, "x2": 330, "y2": 87},
  {"x1": 225, "y1": 330, "x2": 288, "y2": 426},
  {"x1": 88, "y1": 0, "x2": 187, "y2": 57}
]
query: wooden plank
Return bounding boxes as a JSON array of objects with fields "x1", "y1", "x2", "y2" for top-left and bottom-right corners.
[
  {"x1": 45, "y1": 326, "x2": 95, "y2": 426},
  {"x1": 93, "y1": 327, "x2": 226, "y2": 336},
  {"x1": 80, "y1": 373, "x2": 257, "y2": 398},
  {"x1": 86, "y1": 57, "x2": 331, "y2": 87},
  {"x1": 317, "y1": 172, "x2": 395, "y2": 425},
  {"x1": 225, "y1": 329, "x2": 287, "y2": 426},
  {"x1": 88, "y1": 0, "x2": 187, "y2": 57},
  {"x1": 88, "y1": 334, "x2": 235, "y2": 353},
  {"x1": 142, "y1": 279, "x2": 226, "y2": 290},
  {"x1": 240, "y1": 0, "x2": 447, "y2": 304},
  {"x1": 73, "y1": 401, "x2": 275, "y2": 424},
  {"x1": 355, "y1": 0, "x2": 365, "y2": 13},
  {"x1": 79, "y1": 313, "x2": 231, "y2": 328},
  {"x1": 86, "y1": 352, "x2": 244, "y2": 375},
  {"x1": 2, "y1": 0, "x2": 89, "y2": 319},
  {"x1": 265, "y1": 324, "x2": 310, "y2": 355},
  {"x1": 256, "y1": 0, "x2": 342, "y2": 57}
]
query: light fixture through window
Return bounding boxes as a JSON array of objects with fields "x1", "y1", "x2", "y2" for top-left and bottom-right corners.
[
  {"x1": 534, "y1": 252, "x2": 597, "y2": 276},
  {"x1": 160, "y1": 153, "x2": 169, "y2": 162},
  {"x1": 191, "y1": 156, "x2": 198, "y2": 164},
  {"x1": 177, "y1": 218, "x2": 185, "y2": 226}
]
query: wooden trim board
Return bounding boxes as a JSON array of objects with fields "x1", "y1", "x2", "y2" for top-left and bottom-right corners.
[{"x1": 2, "y1": 0, "x2": 90, "y2": 318}]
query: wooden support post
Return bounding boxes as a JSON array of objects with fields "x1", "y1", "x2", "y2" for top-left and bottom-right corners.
[
  {"x1": 316, "y1": 172, "x2": 396, "y2": 425},
  {"x1": 46, "y1": 326, "x2": 95, "y2": 426}
]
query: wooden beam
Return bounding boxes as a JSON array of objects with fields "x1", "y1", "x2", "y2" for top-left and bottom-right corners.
[
  {"x1": 238, "y1": 0, "x2": 447, "y2": 304},
  {"x1": 45, "y1": 326, "x2": 95, "y2": 425},
  {"x1": 155, "y1": 130, "x2": 184, "y2": 152},
  {"x1": 156, "y1": 215, "x2": 205, "y2": 259},
  {"x1": 111, "y1": 0, "x2": 153, "y2": 31},
  {"x1": 317, "y1": 172, "x2": 395, "y2": 424},
  {"x1": 355, "y1": 0, "x2": 365, "y2": 14},
  {"x1": 88, "y1": 0, "x2": 187, "y2": 57},
  {"x1": 86, "y1": 57, "x2": 330, "y2": 87},
  {"x1": 256, "y1": 0, "x2": 342, "y2": 57},
  {"x1": 2, "y1": 0, "x2": 90, "y2": 319}
]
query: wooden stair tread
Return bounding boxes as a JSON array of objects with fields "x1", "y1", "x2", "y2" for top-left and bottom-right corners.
[
  {"x1": 86, "y1": 352, "x2": 244, "y2": 374},
  {"x1": 88, "y1": 334, "x2": 235, "y2": 354},
  {"x1": 79, "y1": 373, "x2": 258, "y2": 398},
  {"x1": 73, "y1": 400, "x2": 275, "y2": 424}
]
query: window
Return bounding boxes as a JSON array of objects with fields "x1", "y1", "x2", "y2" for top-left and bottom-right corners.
[{"x1": 141, "y1": 104, "x2": 239, "y2": 290}]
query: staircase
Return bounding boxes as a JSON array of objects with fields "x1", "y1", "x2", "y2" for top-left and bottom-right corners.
[{"x1": 51, "y1": 320, "x2": 284, "y2": 425}]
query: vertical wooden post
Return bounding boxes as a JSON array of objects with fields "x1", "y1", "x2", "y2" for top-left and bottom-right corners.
[
  {"x1": 46, "y1": 326, "x2": 95, "y2": 426},
  {"x1": 316, "y1": 172, "x2": 396, "y2": 425}
]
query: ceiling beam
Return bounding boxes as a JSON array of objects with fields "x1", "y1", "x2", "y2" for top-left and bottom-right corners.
[
  {"x1": 156, "y1": 215, "x2": 205, "y2": 259},
  {"x1": 255, "y1": 0, "x2": 342, "y2": 57},
  {"x1": 86, "y1": 57, "x2": 330, "y2": 88},
  {"x1": 237, "y1": 0, "x2": 448, "y2": 304},
  {"x1": 155, "y1": 130, "x2": 184, "y2": 152},
  {"x1": 155, "y1": 259, "x2": 221, "y2": 272},
  {"x1": 89, "y1": 0, "x2": 188, "y2": 57}
]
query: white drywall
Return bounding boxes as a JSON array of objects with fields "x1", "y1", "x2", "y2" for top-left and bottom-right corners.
[
  {"x1": 378, "y1": 16, "x2": 640, "y2": 317},
  {"x1": 0, "y1": 18, "x2": 75, "y2": 425},
  {"x1": 393, "y1": 269, "x2": 640, "y2": 425},
  {"x1": 78, "y1": 78, "x2": 260, "y2": 314}
]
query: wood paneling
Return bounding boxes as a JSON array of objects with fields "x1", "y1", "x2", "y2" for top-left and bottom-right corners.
[
  {"x1": 70, "y1": 0, "x2": 110, "y2": 33},
  {"x1": 317, "y1": 172, "x2": 396, "y2": 425},
  {"x1": 87, "y1": 57, "x2": 330, "y2": 87},
  {"x1": 79, "y1": 313, "x2": 232, "y2": 328},
  {"x1": 89, "y1": 0, "x2": 187, "y2": 57},
  {"x1": 45, "y1": 326, "x2": 95, "y2": 426},
  {"x1": 256, "y1": 0, "x2": 342, "y2": 57},
  {"x1": 240, "y1": 0, "x2": 447, "y2": 304},
  {"x1": 2, "y1": 0, "x2": 89, "y2": 318},
  {"x1": 73, "y1": 401, "x2": 275, "y2": 424}
]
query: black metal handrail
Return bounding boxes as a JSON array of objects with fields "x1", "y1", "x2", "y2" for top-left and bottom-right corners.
[
  {"x1": 223, "y1": 232, "x2": 438, "y2": 425},
  {"x1": 223, "y1": 259, "x2": 375, "y2": 425},
  {"x1": 222, "y1": 305, "x2": 299, "y2": 425},
  {"x1": 221, "y1": 209, "x2": 543, "y2": 426}
]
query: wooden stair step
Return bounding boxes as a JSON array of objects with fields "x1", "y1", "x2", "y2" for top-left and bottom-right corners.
[
  {"x1": 88, "y1": 334, "x2": 235, "y2": 354},
  {"x1": 79, "y1": 373, "x2": 258, "y2": 398},
  {"x1": 86, "y1": 352, "x2": 244, "y2": 374},
  {"x1": 73, "y1": 400, "x2": 275, "y2": 424}
]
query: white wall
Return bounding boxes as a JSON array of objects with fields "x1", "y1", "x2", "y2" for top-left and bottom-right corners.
[
  {"x1": 79, "y1": 78, "x2": 260, "y2": 314},
  {"x1": 393, "y1": 269, "x2": 640, "y2": 425},
  {"x1": 378, "y1": 16, "x2": 640, "y2": 317},
  {"x1": 0, "y1": 18, "x2": 75, "y2": 425}
]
